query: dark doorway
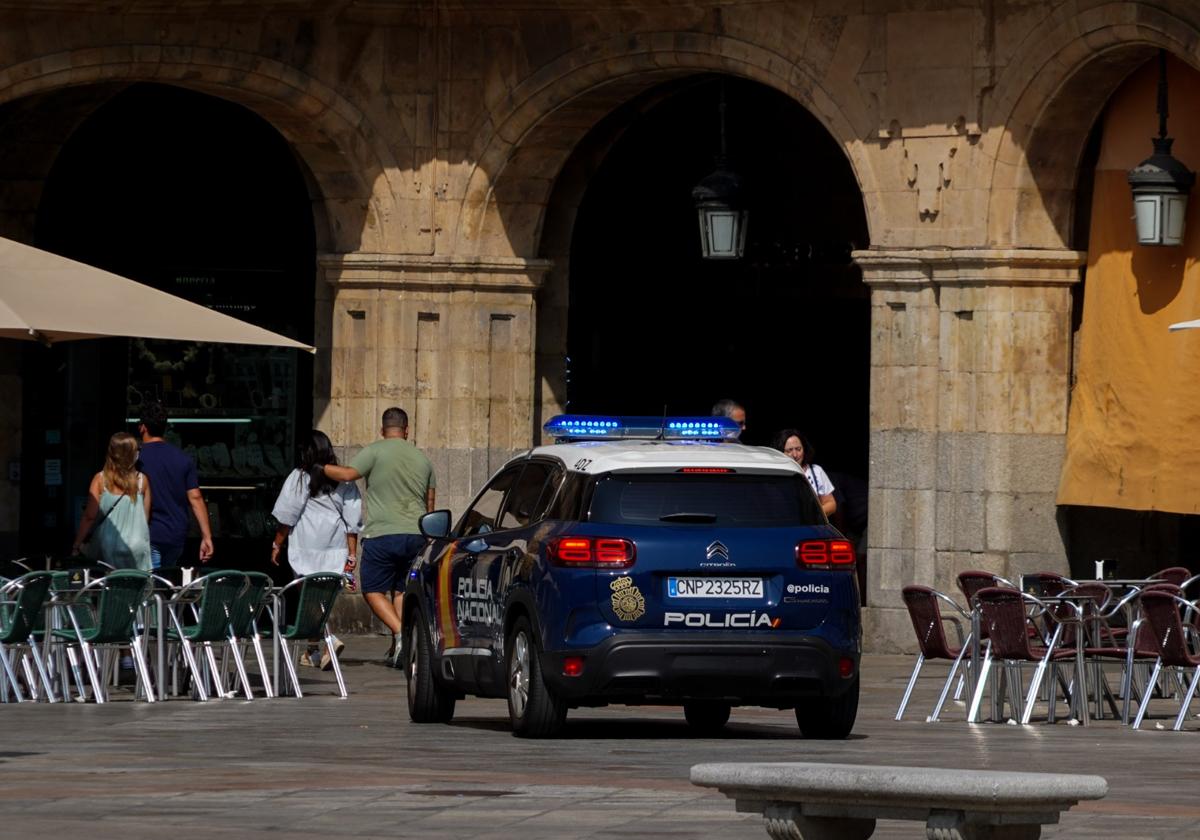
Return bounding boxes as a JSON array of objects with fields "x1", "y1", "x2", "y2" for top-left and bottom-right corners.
[
  {"x1": 566, "y1": 76, "x2": 870, "y2": 477},
  {"x1": 22, "y1": 82, "x2": 316, "y2": 568}
]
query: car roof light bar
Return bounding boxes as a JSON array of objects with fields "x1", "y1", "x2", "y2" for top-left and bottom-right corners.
[{"x1": 543, "y1": 415, "x2": 741, "y2": 442}]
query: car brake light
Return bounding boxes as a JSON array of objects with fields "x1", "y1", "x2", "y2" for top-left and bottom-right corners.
[
  {"x1": 677, "y1": 467, "x2": 734, "y2": 474},
  {"x1": 563, "y1": 656, "x2": 585, "y2": 677},
  {"x1": 796, "y1": 539, "x2": 855, "y2": 570},
  {"x1": 550, "y1": 536, "x2": 635, "y2": 568}
]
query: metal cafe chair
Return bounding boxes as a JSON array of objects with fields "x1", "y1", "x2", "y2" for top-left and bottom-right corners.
[
  {"x1": 896, "y1": 585, "x2": 973, "y2": 722},
  {"x1": 0, "y1": 571, "x2": 57, "y2": 703},
  {"x1": 1133, "y1": 589, "x2": 1200, "y2": 731},
  {"x1": 48, "y1": 570, "x2": 155, "y2": 703},
  {"x1": 164, "y1": 570, "x2": 251, "y2": 701},
  {"x1": 968, "y1": 587, "x2": 1088, "y2": 725},
  {"x1": 1149, "y1": 566, "x2": 1192, "y2": 588},
  {"x1": 267, "y1": 572, "x2": 346, "y2": 699},
  {"x1": 956, "y1": 571, "x2": 1019, "y2": 705},
  {"x1": 222, "y1": 571, "x2": 275, "y2": 699}
]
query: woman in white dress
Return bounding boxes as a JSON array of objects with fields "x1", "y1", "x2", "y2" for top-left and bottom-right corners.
[
  {"x1": 773, "y1": 428, "x2": 837, "y2": 518},
  {"x1": 270, "y1": 430, "x2": 362, "y2": 669}
]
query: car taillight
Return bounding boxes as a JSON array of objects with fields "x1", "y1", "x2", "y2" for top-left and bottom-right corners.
[
  {"x1": 550, "y1": 536, "x2": 636, "y2": 568},
  {"x1": 796, "y1": 539, "x2": 856, "y2": 569}
]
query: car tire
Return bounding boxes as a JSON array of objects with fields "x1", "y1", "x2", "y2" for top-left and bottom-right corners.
[
  {"x1": 795, "y1": 676, "x2": 859, "y2": 740},
  {"x1": 506, "y1": 616, "x2": 567, "y2": 738},
  {"x1": 406, "y1": 616, "x2": 456, "y2": 724},
  {"x1": 683, "y1": 701, "x2": 731, "y2": 734}
]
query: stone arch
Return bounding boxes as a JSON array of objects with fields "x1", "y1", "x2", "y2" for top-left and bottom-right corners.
[
  {"x1": 986, "y1": 1, "x2": 1200, "y2": 249},
  {"x1": 0, "y1": 46, "x2": 402, "y2": 254},
  {"x1": 452, "y1": 31, "x2": 878, "y2": 259}
]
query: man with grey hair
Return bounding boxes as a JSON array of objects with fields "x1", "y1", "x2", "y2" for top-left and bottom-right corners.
[
  {"x1": 711, "y1": 398, "x2": 746, "y2": 439},
  {"x1": 325, "y1": 406, "x2": 435, "y2": 665}
]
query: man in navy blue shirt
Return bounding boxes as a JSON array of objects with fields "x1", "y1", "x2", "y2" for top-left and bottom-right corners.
[{"x1": 137, "y1": 402, "x2": 214, "y2": 568}]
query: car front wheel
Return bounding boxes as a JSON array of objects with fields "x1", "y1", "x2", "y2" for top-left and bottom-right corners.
[
  {"x1": 406, "y1": 616, "x2": 456, "y2": 723},
  {"x1": 506, "y1": 617, "x2": 567, "y2": 738},
  {"x1": 795, "y1": 675, "x2": 858, "y2": 740}
]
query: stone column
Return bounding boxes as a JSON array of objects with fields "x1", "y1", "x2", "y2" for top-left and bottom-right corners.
[
  {"x1": 318, "y1": 253, "x2": 551, "y2": 518},
  {"x1": 854, "y1": 248, "x2": 1085, "y2": 652}
]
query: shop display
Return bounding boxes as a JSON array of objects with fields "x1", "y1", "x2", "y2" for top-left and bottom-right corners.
[{"x1": 127, "y1": 340, "x2": 300, "y2": 542}]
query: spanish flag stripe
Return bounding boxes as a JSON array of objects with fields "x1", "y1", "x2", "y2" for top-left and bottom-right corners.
[{"x1": 435, "y1": 543, "x2": 460, "y2": 651}]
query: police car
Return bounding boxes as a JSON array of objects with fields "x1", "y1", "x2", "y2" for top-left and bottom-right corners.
[{"x1": 402, "y1": 415, "x2": 861, "y2": 738}]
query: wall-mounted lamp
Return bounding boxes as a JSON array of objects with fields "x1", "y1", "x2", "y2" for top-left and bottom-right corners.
[{"x1": 1128, "y1": 51, "x2": 1195, "y2": 246}]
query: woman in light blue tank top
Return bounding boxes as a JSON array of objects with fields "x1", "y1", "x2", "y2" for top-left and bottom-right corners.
[{"x1": 72, "y1": 432, "x2": 153, "y2": 571}]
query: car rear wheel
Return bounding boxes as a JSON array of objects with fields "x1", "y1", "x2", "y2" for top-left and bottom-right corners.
[
  {"x1": 406, "y1": 617, "x2": 456, "y2": 723},
  {"x1": 683, "y1": 701, "x2": 731, "y2": 734},
  {"x1": 795, "y1": 675, "x2": 858, "y2": 739},
  {"x1": 506, "y1": 617, "x2": 566, "y2": 738}
]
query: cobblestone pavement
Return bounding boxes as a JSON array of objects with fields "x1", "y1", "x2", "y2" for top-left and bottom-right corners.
[{"x1": 1, "y1": 637, "x2": 1198, "y2": 839}]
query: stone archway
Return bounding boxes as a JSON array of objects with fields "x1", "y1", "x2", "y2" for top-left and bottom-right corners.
[
  {"x1": 0, "y1": 45, "x2": 402, "y2": 254},
  {"x1": 450, "y1": 31, "x2": 880, "y2": 261},
  {"x1": 985, "y1": 1, "x2": 1200, "y2": 249}
]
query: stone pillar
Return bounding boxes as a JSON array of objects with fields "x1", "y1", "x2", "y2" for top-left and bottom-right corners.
[
  {"x1": 318, "y1": 253, "x2": 550, "y2": 519},
  {"x1": 854, "y1": 249, "x2": 1085, "y2": 652}
]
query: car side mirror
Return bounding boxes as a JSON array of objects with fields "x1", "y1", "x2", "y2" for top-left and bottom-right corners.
[{"x1": 419, "y1": 510, "x2": 452, "y2": 539}]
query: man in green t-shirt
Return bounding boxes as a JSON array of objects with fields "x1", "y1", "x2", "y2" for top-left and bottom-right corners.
[{"x1": 325, "y1": 406, "x2": 435, "y2": 664}]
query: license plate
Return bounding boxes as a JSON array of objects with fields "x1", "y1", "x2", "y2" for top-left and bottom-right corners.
[{"x1": 667, "y1": 577, "x2": 763, "y2": 599}]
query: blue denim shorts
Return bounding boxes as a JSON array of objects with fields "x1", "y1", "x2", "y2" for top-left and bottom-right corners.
[
  {"x1": 150, "y1": 543, "x2": 184, "y2": 570},
  {"x1": 360, "y1": 533, "x2": 426, "y2": 594}
]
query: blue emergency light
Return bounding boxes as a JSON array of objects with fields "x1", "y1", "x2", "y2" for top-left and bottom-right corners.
[{"x1": 543, "y1": 415, "x2": 741, "y2": 442}]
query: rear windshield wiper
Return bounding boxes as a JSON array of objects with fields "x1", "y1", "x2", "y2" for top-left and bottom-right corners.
[{"x1": 659, "y1": 512, "x2": 718, "y2": 523}]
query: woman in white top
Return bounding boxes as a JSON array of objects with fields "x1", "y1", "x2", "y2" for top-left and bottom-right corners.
[
  {"x1": 270, "y1": 430, "x2": 362, "y2": 668},
  {"x1": 773, "y1": 428, "x2": 837, "y2": 518}
]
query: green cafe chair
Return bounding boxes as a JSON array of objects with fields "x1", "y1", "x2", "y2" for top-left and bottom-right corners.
[
  {"x1": 224, "y1": 571, "x2": 276, "y2": 699},
  {"x1": 165, "y1": 570, "x2": 250, "y2": 701},
  {"x1": 268, "y1": 573, "x2": 346, "y2": 699},
  {"x1": 50, "y1": 570, "x2": 154, "y2": 703},
  {"x1": 0, "y1": 571, "x2": 57, "y2": 703}
]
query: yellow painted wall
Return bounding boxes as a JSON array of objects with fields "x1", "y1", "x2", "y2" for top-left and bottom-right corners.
[{"x1": 1059, "y1": 57, "x2": 1200, "y2": 513}]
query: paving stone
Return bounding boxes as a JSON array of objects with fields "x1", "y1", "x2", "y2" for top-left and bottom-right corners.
[{"x1": 1, "y1": 635, "x2": 1197, "y2": 838}]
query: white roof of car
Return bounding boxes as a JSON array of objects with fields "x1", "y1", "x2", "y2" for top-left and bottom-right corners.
[{"x1": 529, "y1": 440, "x2": 806, "y2": 476}]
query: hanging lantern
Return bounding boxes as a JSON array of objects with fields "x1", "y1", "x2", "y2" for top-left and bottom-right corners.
[
  {"x1": 692, "y1": 81, "x2": 748, "y2": 260},
  {"x1": 1128, "y1": 51, "x2": 1195, "y2": 246},
  {"x1": 692, "y1": 167, "x2": 747, "y2": 259}
]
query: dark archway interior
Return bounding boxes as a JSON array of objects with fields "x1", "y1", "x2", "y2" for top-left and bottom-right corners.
[
  {"x1": 22, "y1": 83, "x2": 315, "y2": 566},
  {"x1": 566, "y1": 76, "x2": 870, "y2": 479}
]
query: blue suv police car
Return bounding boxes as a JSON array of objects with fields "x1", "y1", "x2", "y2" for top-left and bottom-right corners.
[{"x1": 403, "y1": 416, "x2": 861, "y2": 738}]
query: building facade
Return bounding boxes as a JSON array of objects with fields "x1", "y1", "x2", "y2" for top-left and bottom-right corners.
[{"x1": 1, "y1": 0, "x2": 1198, "y2": 649}]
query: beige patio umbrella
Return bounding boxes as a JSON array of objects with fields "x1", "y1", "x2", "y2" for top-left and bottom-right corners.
[{"x1": 0, "y1": 236, "x2": 313, "y2": 350}]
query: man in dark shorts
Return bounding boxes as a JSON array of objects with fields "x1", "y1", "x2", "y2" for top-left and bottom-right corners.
[
  {"x1": 324, "y1": 406, "x2": 435, "y2": 665},
  {"x1": 137, "y1": 402, "x2": 214, "y2": 568}
]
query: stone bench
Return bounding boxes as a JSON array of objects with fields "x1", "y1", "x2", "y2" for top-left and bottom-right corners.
[{"x1": 690, "y1": 762, "x2": 1107, "y2": 840}]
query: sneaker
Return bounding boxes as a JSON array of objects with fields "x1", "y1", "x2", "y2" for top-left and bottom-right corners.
[
  {"x1": 298, "y1": 651, "x2": 316, "y2": 668},
  {"x1": 119, "y1": 656, "x2": 134, "y2": 671},
  {"x1": 320, "y1": 639, "x2": 345, "y2": 672},
  {"x1": 390, "y1": 634, "x2": 405, "y2": 669}
]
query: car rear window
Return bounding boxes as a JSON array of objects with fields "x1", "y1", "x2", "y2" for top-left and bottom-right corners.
[{"x1": 587, "y1": 473, "x2": 825, "y2": 527}]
